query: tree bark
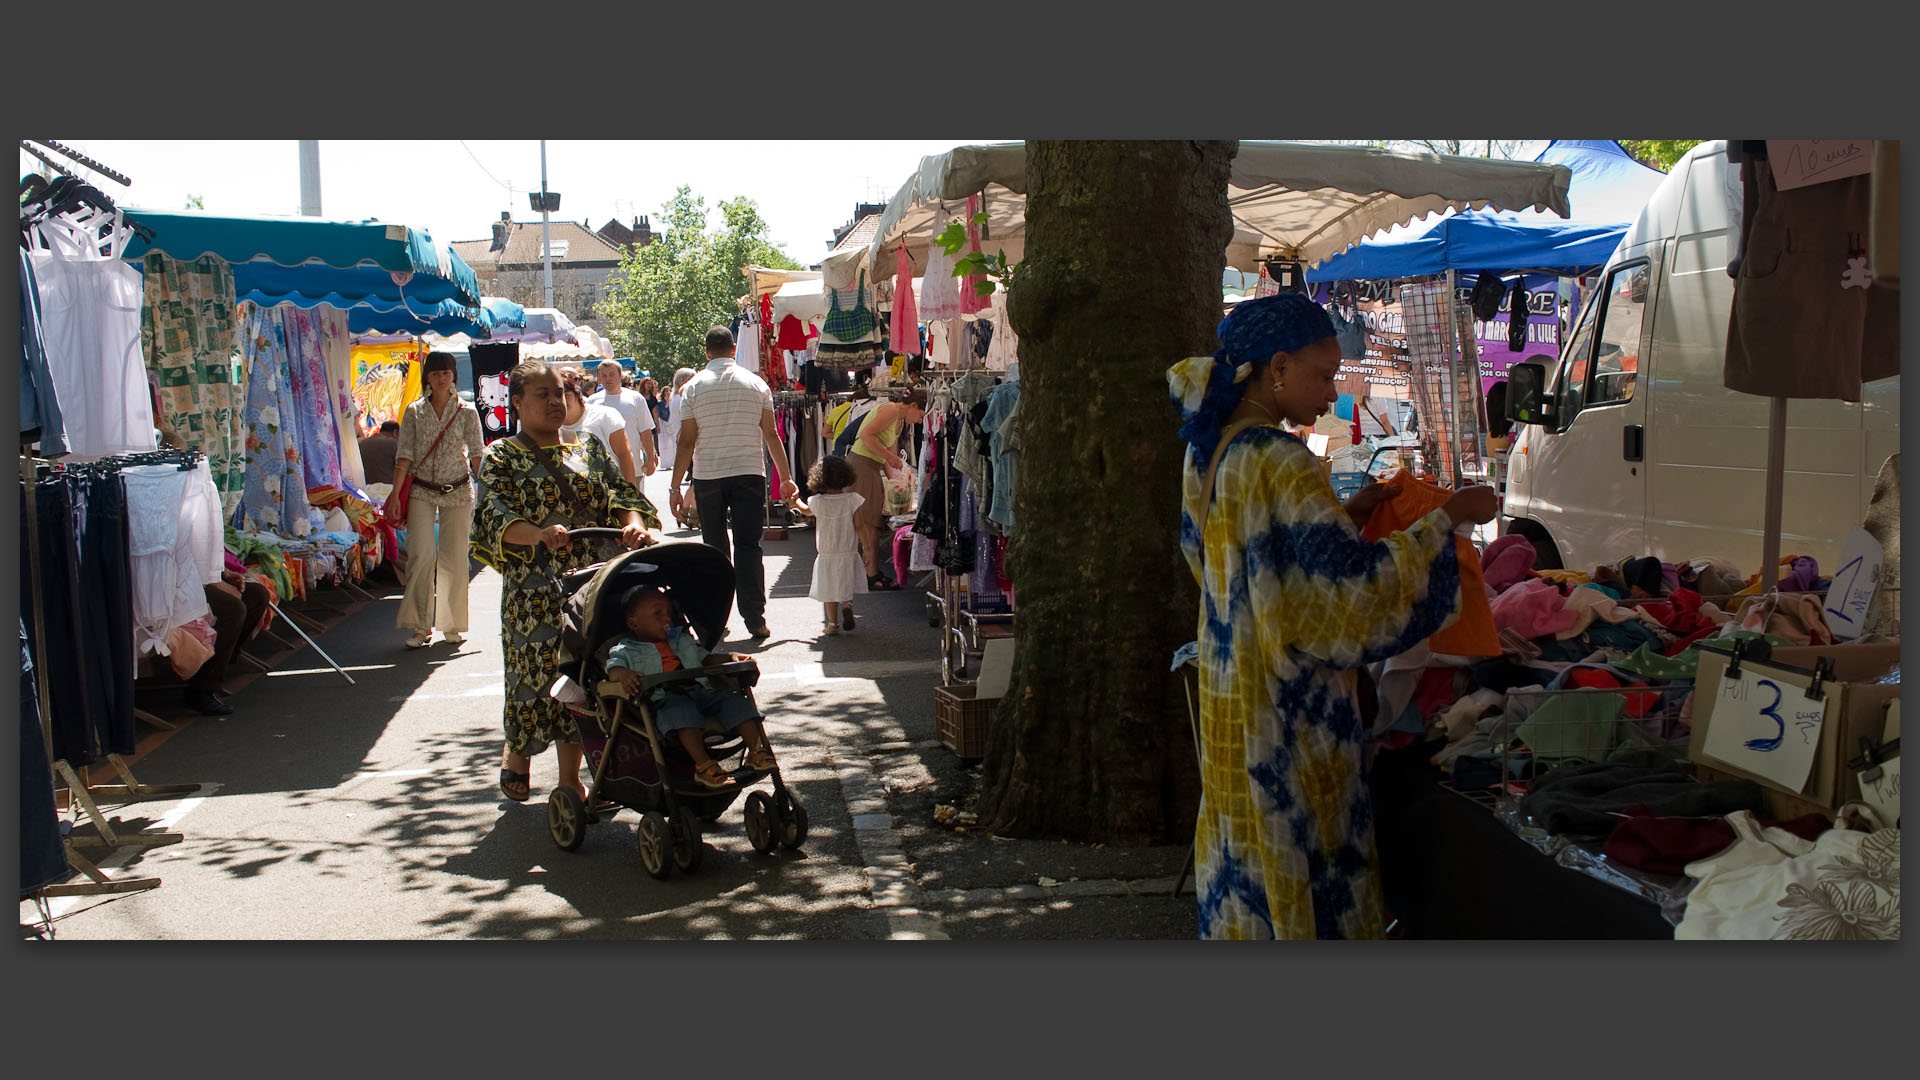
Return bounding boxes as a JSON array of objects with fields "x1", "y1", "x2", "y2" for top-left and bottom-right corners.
[{"x1": 973, "y1": 141, "x2": 1238, "y2": 845}]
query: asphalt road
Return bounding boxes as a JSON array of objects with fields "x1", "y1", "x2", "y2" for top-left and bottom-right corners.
[{"x1": 23, "y1": 468, "x2": 1197, "y2": 940}]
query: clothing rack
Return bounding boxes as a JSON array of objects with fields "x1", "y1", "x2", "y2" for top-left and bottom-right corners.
[
  {"x1": 19, "y1": 452, "x2": 193, "y2": 907},
  {"x1": 18, "y1": 144, "x2": 201, "y2": 917},
  {"x1": 912, "y1": 373, "x2": 1015, "y2": 686}
]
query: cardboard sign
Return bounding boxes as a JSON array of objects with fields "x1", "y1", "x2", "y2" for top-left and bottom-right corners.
[
  {"x1": 1701, "y1": 664, "x2": 1832, "y2": 793},
  {"x1": 1767, "y1": 140, "x2": 1874, "y2": 191},
  {"x1": 1858, "y1": 757, "x2": 1901, "y2": 826},
  {"x1": 1823, "y1": 526, "x2": 1885, "y2": 642}
]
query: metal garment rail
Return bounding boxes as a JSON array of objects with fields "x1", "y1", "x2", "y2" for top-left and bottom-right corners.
[{"x1": 18, "y1": 453, "x2": 196, "y2": 909}]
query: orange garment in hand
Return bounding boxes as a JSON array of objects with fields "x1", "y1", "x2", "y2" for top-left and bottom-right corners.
[{"x1": 1361, "y1": 470, "x2": 1499, "y2": 658}]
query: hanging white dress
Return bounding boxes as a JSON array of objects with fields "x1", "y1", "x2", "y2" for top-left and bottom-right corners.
[
  {"x1": 920, "y1": 234, "x2": 964, "y2": 322},
  {"x1": 806, "y1": 492, "x2": 869, "y2": 604},
  {"x1": 28, "y1": 210, "x2": 154, "y2": 459}
]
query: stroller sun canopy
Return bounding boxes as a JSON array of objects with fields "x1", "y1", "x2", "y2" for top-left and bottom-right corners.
[{"x1": 558, "y1": 541, "x2": 738, "y2": 670}]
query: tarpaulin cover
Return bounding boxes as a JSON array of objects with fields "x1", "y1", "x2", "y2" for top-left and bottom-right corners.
[
  {"x1": 864, "y1": 141, "x2": 1573, "y2": 274},
  {"x1": 345, "y1": 298, "x2": 493, "y2": 337},
  {"x1": 121, "y1": 208, "x2": 482, "y2": 308},
  {"x1": 1307, "y1": 141, "x2": 1668, "y2": 281}
]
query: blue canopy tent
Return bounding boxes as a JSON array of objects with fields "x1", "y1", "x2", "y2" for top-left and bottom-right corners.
[
  {"x1": 1307, "y1": 141, "x2": 1668, "y2": 282},
  {"x1": 121, "y1": 208, "x2": 481, "y2": 308},
  {"x1": 345, "y1": 297, "x2": 495, "y2": 337}
]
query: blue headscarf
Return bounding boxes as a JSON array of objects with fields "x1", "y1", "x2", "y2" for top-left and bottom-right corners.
[{"x1": 1166, "y1": 292, "x2": 1337, "y2": 458}]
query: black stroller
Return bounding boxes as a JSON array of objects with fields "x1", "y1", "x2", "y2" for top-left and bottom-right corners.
[{"x1": 547, "y1": 534, "x2": 807, "y2": 878}]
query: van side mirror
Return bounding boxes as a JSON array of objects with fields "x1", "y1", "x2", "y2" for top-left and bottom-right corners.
[{"x1": 1507, "y1": 361, "x2": 1550, "y2": 427}]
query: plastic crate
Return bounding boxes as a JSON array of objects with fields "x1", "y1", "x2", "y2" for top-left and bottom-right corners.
[{"x1": 935, "y1": 683, "x2": 999, "y2": 760}]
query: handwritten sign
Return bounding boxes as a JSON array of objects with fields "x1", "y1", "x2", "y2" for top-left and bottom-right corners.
[
  {"x1": 1824, "y1": 526, "x2": 1885, "y2": 642},
  {"x1": 1702, "y1": 664, "x2": 1831, "y2": 792},
  {"x1": 1768, "y1": 140, "x2": 1874, "y2": 191}
]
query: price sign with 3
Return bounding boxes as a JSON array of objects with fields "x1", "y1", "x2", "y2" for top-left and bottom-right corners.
[{"x1": 1701, "y1": 665, "x2": 1831, "y2": 793}]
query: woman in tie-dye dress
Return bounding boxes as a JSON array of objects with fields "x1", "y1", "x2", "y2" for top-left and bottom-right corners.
[{"x1": 1167, "y1": 293, "x2": 1499, "y2": 940}]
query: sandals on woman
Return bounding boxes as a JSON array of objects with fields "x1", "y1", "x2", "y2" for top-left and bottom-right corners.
[
  {"x1": 694, "y1": 761, "x2": 732, "y2": 790},
  {"x1": 499, "y1": 768, "x2": 531, "y2": 802},
  {"x1": 867, "y1": 575, "x2": 900, "y2": 591},
  {"x1": 405, "y1": 631, "x2": 432, "y2": 649}
]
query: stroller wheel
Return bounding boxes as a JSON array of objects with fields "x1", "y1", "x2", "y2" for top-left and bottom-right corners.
[
  {"x1": 773, "y1": 791, "x2": 809, "y2": 850},
  {"x1": 743, "y1": 792, "x2": 777, "y2": 855},
  {"x1": 671, "y1": 804, "x2": 704, "y2": 874},
  {"x1": 548, "y1": 787, "x2": 588, "y2": 852},
  {"x1": 637, "y1": 811, "x2": 672, "y2": 879}
]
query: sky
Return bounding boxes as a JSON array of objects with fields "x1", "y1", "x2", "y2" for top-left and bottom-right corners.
[{"x1": 19, "y1": 139, "x2": 1013, "y2": 262}]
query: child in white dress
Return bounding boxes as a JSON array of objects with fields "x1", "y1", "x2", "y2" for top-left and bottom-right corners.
[{"x1": 800, "y1": 455, "x2": 867, "y2": 636}]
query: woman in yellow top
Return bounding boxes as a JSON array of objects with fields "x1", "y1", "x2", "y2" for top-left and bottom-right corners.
[
  {"x1": 846, "y1": 386, "x2": 928, "y2": 590},
  {"x1": 1167, "y1": 293, "x2": 1497, "y2": 939}
]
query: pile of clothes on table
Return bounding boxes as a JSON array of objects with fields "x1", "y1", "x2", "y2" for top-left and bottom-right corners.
[{"x1": 1369, "y1": 537, "x2": 1845, "y2": 799}]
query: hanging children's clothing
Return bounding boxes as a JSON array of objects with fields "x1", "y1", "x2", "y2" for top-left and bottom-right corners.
[
  {"x1": 920, "y1": 208, "x2": 964, "y2": 322},
  {"x1": 28, "y1": 209, "x2": 154, "y2": 459}
]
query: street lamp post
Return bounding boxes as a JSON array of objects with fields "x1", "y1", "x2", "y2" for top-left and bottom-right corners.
[{"x1": 540, "y1": 140, "x2": 554, "y2": 310}]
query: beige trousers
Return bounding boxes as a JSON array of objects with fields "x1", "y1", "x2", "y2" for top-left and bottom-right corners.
[{"x1": 397, "y1": 485, "x2": 474, "y2": 635}]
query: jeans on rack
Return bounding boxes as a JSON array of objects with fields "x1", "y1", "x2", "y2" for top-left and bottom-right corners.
[
  {"x1": 21, "y1": 620, "x2": 69, "y2": 894},
  {"x1": 692, "y1": 473, "x2": 768, "y2": 626},
  {"x1": 77, "y1": 472, "x2": 136, "y2": 756},
  {"x1": 22, "y1": 476, "x2": 102, "y2": 766}
]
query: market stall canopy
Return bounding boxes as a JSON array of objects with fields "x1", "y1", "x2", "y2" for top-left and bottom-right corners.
[
  {"x1": 120, "y1": 208, "x2": 483, "y2": 308},
  {"x1": 863, "y1": 141, "x2": 1573, "y2": 274},
  {"x1": 744, "y1": 265, "x2": 822, "y2": 297},
  {"x1": 482, "y1": 296, "x2": 526, "y2": 331},
  {"x1": 346, "y1": 297, "x2": 496, "y2": 338},
  {"x1": 1307, "y1": 140, "x2": 1667, "y2": 281}
]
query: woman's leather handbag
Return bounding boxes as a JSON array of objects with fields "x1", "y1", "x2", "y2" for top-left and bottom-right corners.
[{"x1": 384, "y1": 409, "x2": 459, "y2": 526}]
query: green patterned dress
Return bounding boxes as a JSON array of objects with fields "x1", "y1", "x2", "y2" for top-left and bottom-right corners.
[{"x1": 472, "y1": 436, "x2": 658, "y2": 756}]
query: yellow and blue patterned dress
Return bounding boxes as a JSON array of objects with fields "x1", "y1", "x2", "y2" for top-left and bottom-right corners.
[
  {"x1": 471, "y1": 436, "x2": 658, "y2": 757},
  {"x1": 1181, "y1": 425, "x2": 1460, "y2": 939}
]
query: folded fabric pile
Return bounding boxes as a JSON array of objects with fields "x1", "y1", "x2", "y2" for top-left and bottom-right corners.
[{"x1": 1517, "y1": 748, "x2": 1765, "y2": 837}]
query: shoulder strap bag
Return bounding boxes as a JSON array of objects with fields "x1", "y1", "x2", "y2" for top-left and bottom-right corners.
[
  {"x1": 1197, "y1": 418, "x2": 1264, "y2": 528},
  {"x1": 382, "y1": 406, "x2": 459, "y2": 525}
]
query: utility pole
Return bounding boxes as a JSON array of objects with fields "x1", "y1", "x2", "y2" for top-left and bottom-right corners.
[
  {"x1": 298, "y1": 140, "x2": 322, "y2": 216},
  {"x1": 540, "y1": 140, "x2": 554, "y2": 309}
]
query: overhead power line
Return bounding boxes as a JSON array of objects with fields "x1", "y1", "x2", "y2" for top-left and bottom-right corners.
[{"x1": 459, "y1": 140, "x2": 518, "y2": 196}]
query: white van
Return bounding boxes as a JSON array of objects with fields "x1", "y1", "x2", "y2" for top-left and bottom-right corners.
[{"x1": 1501, "y1": 140, "x2": 1899, "y2": 575}]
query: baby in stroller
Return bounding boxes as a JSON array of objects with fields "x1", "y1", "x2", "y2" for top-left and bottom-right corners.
[{"x1": 605, "y1": 585, "x2": 778, "y2": 790}]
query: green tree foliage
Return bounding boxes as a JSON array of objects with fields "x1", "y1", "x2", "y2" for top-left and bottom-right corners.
[
  {"x1": 1619, "y1": 140, "x2": 1704, "y2": 172},
  {"x1": 596, "y1": 186, "x2": 803, "y2": 378}
]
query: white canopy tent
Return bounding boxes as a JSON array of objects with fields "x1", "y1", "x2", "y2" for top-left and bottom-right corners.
[{"x1": 859, "y1": 141, "x2": 1574, "y2": 274}]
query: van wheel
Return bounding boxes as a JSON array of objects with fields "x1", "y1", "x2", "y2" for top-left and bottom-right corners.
[{"x1": 1505, "y1": 520, "x2": 1564, "y2": 571}]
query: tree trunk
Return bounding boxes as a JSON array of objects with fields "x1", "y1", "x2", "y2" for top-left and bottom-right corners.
[{"x1": 974, "y1": 141, "x2": 1238, "y2": 845}]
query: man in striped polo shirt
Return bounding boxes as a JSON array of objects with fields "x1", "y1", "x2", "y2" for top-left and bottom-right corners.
[{"x1": 670, "y1": 326, "x2": 800, "y2": 639}]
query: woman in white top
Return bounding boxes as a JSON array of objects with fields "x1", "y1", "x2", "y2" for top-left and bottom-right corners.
[
  {"x1": 393, "y1": 352, "x2": 486, "y2": 649},
  {"x1": 562, "y1": 383, "x2": 638, "y2": 485}
]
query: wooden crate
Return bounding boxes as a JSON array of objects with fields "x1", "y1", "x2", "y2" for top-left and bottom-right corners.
[{"x1": 935, "y1": 683, "x2": 999, "y2": 760}]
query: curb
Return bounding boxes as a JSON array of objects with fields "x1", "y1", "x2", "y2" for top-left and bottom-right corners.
[{"x1": 827, "y1": 747, "x2": 949, "y2": 940}]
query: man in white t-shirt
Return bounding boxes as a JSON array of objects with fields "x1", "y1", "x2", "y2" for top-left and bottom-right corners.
[
  {"x1": 671, "y1": 326, "x2": 799, "y2": 640},
  {"x1": 587, "y1": 361, "x2": 658, "y2": 476},
  {"x1": 561, "y1": 383, "x2": 637, "y2": 485}
]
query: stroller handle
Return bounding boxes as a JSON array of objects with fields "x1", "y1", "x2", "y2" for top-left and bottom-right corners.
[{"x1": 554, "y1": 528, "x2": 655, "y2": 592}]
